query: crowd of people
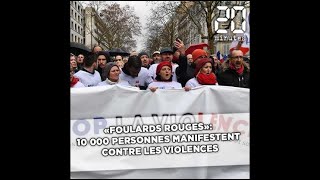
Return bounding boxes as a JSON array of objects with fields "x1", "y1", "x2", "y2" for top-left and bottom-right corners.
[{"x1": 70, "y1": 39, "x2": 250, "y2": 91}]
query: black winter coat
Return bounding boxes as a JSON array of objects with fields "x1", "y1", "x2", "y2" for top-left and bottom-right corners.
[
  {"x1": 217, "y1": 61, "x2": 250, "y2": 88},
  {"x1": 175, "y1": 55, "x2": 195, "y2": 87}
]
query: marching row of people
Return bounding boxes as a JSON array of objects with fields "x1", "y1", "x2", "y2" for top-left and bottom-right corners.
[{"x1": 70, "y1": 39, "x2": 249, "y2": 91}]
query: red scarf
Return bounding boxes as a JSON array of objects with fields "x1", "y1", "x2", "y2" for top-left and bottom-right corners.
[
  {"x1": 70, "y1": 77, "x2": 79, "y2": 87},
  {"x1": 229, "y1": 62, "x2": 244, "y2": 75},
  {"x1": 197, "y1": 73, "x2": 217, "y2": 85}
]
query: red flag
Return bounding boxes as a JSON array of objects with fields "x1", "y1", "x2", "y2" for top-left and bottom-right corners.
[
  {"x1": 185, "y1": 43, "x2": 209, "y2": 55},
  {"x1": 229, "y1": 33, "x2": 250, "y2": 55}
]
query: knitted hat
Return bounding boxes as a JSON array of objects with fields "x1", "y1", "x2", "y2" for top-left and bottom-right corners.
[
  {"x1": 192, "y1": 49, "x2": 208, "y2": 61},
  {"x1": 194, "y1": 58, "x2": 213, "y2": 77},
  {"x1": 103, "y1": 62, "x2": 119, "y2": 79},
  {"x1": 156, "y1": 61, "x2": 172, "y2": 75}
]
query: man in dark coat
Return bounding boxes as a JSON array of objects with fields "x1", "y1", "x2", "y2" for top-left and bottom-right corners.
[{"x1": 217, "y1": 49, "x2": 249, "y2": 88}]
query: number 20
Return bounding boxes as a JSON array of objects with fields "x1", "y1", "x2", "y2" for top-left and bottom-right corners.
[{"x1": 215, "y1": 6, "x2": 247, "y2": 34}]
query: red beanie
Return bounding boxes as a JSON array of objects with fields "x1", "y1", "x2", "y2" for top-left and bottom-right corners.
[
  {"x1": 194, "y1": 58, "x2": 213, "y2": 77},
  {"x1": 156, "y1": 61, "x2": 172, "y2": 75},
  {"x1": 192, "y1": 49, "x2": 208, "y2": 61}
]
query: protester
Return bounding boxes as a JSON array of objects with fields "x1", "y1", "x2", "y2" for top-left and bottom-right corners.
[
  {"x1": 192, "y1": 49, "x2": 208, "y2": 62},
  {"x1": 70, "y1": 54, "x2": 79, "y2": 73},
  {"x1": 114, "y1": 55, "x2": 124, "y2": 69},
  {"x1": 174, "y1": 39, "x2": 209, "y2": 87},
  {"x1": 139, "y1": 51, "x2": 151, "y2": 69},
  {"x1": 148, "y1": 47, "x2": 179, "y2": 82},
  {"x1": 148, "y1": 61, "x2": 183, "y2": 92},
  {"x1": 73, "y1": 54, "x2": 102, "y2": 87},
  {"x1": 92, "y1": 44, "x2": 103, "y2": 54},
  {"x1": 151, "y1": 51, "x2": 161, "y2": 64},
  {"x1": 210, "y1": 55, "x2": 222, "y2": 78},
  {"x1": 97, "y1": 62, "x2": 132, "y2": 87},
  {"x1": 187, "y1": 54, "x2": 193, "y2": 65},
  {"x1": 217, "y1": 49, "x2": 250, "y2": 88},
  {"x1": 96, "y1": 51, "x2": 111, "y2": 81},
  {"x1": 185, "y1": 58, "x2": 218, "y2": 88},
  {"x1": 76, "y1": 54, "x2": 85, "y2": 70},
  {"x1": 70, "y1": 65, "x2": 85, "y2": 88},
  {"x1": 120, "y1": 55, "x2": 153, "y2": 90}
]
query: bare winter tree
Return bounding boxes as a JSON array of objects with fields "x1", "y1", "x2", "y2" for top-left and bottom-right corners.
[
  {"x1": 145, "y1": 23, "x2": 162, "y2": 55},
  {"x1": 146, "y1": 1, "x2": 249, "y2": 54},
  {"x1": 81, "y1": 0, "x2": 108, "y2": 46},
  {"x1": 161, "y1": 17, "x2": 179, "y2": 48},
  {"x1": 178, "y1": 1, "x2": 250, "y2": 54},
  {"x1": 144, "y1": 1, "x2": 180, "y2": 51},
  {"x1": 83, "y1": 2, "x2": 142, "y2": 52},
  {"x1": 99, "y1": 3, "x2": 142, "y2": 52}
]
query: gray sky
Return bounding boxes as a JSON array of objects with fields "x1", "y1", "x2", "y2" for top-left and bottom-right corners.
[{"x1": 114, "y1": 1, "x2": 151, "y2": 52}]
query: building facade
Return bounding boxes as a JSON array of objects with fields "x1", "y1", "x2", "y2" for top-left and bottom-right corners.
[
  {"x1": 84, "y1": 7, "x2": 98, "y2": 50},
  {"x1": 84, "y1": 7, "x2": 107, "y2": 50},
  {"x1": 70, "y1": 1, "x2": 85, "y2": 44},
  {"x1": 176, "y1": 1, "x2": 203, "y2": 48}
]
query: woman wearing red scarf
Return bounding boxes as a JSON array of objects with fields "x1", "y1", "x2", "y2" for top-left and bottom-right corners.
[
  {"x1": 217, "y1": 49, "x2": 250, "y2": 88},
  {"x1": 70, "y1": 65, "x2": 85, "y2": 88},
  {"x1": 185, "y1": 58, "x2": 218, "y2": 88}
]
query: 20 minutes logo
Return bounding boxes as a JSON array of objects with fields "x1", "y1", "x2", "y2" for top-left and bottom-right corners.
[{"x1": 215, "y1": 6, "x2": 248, "y2": 34}]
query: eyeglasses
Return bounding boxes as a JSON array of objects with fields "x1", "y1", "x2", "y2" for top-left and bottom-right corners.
[
  {"x1": 98, "y1": 58, "x2": 106, "y2": 60},
  {"x1": 231, "y1": 56, "x2": 243, "y2": 59},
  {"x1": 114, "y1": 59, "x2": 122, "y2": 62}
]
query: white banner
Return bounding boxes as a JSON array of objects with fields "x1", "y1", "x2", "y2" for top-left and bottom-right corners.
[{"x1": 71, "y1": 85, "x2": 250, "y2": 178}]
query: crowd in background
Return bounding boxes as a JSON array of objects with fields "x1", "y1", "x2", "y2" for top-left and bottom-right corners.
[{"x1": 70, "y1": 39, "x2": 250, "y2": 91}]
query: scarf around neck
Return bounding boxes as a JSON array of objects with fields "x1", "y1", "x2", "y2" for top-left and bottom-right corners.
[
  {"x1": 196, "y1": 72, "x2": 217, "y2": 85},
  {"x1": 229, "y1": 62, "x2": 244, "y2": 75},
  {"x1": 70, "y1": 77, "x2": 79, "y2": 87}
]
